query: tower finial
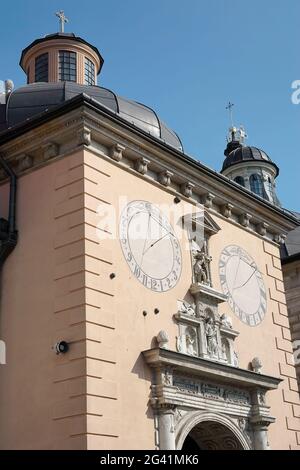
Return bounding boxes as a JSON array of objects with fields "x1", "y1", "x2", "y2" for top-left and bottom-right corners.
[
  {"x1": 226, "y1": 101, "x2": 235, "y2": 127},
  {"x1": 225, "y1": 102, "x2": 248, "y2": 146},
  {"x1": 55, "y1": 10, "x2": 69, "y2": 33}
]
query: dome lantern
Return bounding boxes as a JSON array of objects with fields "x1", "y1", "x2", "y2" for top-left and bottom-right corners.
[
  {"x1": 221, "y1": 125, "x2": 281, "y2": 207},
  {"x1": 20, "y1": 12, "x2": 103, "y2": 86}
]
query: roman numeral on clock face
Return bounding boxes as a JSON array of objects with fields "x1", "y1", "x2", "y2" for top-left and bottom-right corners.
[
  {"x1": 219, "y1": 245, "x2": 267, "y2": 327},
  {"x1": 119, "y1": 200, "x2": 182, "y2": 292}
]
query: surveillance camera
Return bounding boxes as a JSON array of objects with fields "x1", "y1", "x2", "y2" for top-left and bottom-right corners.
[{"x1": 55, "y1": 341, "x2": 69, "y2": 354}]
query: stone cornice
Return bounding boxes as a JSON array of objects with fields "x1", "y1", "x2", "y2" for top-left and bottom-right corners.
[
  {"x1": 0, "y1": 94, "x2": 298, "y2": 242},
  {"x1": 143, "y1": 348, "x2": 282, "y2": 391}
]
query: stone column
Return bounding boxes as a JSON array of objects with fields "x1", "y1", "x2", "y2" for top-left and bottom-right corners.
[
  {"x1": 252, "y1": 424, "x2": 269, "y2": 450},
  {"x1": 158, "y1": 405, "x2": 176, "y2": 450}
]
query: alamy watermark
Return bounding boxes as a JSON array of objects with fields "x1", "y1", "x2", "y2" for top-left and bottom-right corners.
[
  {"x1": 291, "y1": 80, "x2": 300, "y2": 104},
  {"x1": 95, "y1": 196, "x2": 205, "y2": 252}
]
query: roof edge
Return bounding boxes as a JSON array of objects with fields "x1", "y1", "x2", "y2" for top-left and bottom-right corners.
[{"x1": 0, "y1": 93, "x2": 298, "y2": 228}]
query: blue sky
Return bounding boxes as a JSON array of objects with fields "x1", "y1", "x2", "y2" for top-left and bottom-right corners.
[{"x1": 1, "y1": 0, "x2": 299, "y2": 210}]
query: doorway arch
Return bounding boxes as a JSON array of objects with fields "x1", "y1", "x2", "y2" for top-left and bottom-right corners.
[{"x1": 176, "y1": 411, "x2": 250, "y2": 450}]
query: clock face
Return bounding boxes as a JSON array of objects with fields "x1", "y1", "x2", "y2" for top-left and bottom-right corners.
[
  {"x1": 119, "y1": 200, "x2": 182, "y2": 292},
  {"x1": 219, "y1": 245, "x2": 267, "y2": 326}
]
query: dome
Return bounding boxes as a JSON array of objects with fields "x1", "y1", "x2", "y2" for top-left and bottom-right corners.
[
  {"x1": 2, "y1": 82, "x2": 183, "y2": 151},
  {"x1": 221, "y1": 145, "x2": 279, "y2": 176}
]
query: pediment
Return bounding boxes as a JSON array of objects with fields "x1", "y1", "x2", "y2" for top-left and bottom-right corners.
[{"x1": 184, "y1": 210, "x2": 221, "y2": 236}]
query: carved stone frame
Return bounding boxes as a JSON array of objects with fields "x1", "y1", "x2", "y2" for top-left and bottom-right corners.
[{"x1": 143, "y1": 347, "x2": 281, "y2": 450}]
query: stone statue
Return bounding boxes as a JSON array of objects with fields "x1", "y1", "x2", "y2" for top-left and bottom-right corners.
[
  {"x1": 162, "y1": 369, "x2": 172, "y2": 386},
  {"x1": 205, "y1": 318, "x2": 219, "y2": 357},
  {"x1": 156, "y1": 330, "x2": 169, "y2": 349},
  {"x1": 221, "y1": 341, "x2": 228, "y2": 361},
  {"x1": 186, "y1": 333, "x2": 196, "y2": 356},
  {"x1": 193, "y1": 249, "x2": 212, "y2": 285}
]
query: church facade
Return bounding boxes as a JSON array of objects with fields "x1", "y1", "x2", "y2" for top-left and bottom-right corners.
[{"x1": 0, "y1": 27, "x2": 299, "y2": 450}]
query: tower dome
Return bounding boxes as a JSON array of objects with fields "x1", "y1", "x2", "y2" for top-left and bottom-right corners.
[
  {"x1": 221, "y1": 126, "x2": 280, "y2": 206},
  {"x1": 0, "y1": 26, "x2": 183, "y2": 151}
]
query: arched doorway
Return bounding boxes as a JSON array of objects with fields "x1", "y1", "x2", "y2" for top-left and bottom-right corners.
[
  {"x1": 182, "y1": 420, "x2": 244, "y2": 450},
  {"x1": 176, "y1": 411, "x2": 250, "y2": 450}
]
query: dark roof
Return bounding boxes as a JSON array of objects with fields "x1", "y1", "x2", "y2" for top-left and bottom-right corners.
[
  {"x1": 20, "y1": 33, "x2": 104, "y2": 74},
  {"x1": 0, "y1": 82, "x2": 183, "y2": 151},
  {"x1": 221, "y1": 145, "x2": 279, "y2": 176}
]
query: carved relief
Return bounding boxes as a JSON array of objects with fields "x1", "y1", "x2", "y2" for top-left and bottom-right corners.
[
  {"x1": 77, "y1": 127, "x2": 91, "y2": 146},
  {"x1": 220, "y1": 313, "x2": 233, "y2": 329},
  {"x1": 176, "y1": 327, "x2": 198, "y2": 357},
  {"x1": 162, "y1": 368, "x2": 173, "y2": 386},
  {"x1": 109, "y1": 143, "x2": 125, "y2": 162},
  {"x1": 205, "y1": 317, "x2": 219, "y2": 358},
  {"x1": 43, "y1": 142, "x2": 59, "y2": 161},
  {"x1": 178, "y1": 300, "x2": 196, "y2": 317},
  {"x1": 201, "y1": 193, "x2": 215, "y2": 208},
  {"x1": 172, "y1": 374, "x2": 251, "y2": 405},
  {"x1": 135, "y1": 157, "x2": 150, "y2": 175},
  {"x1": 17, "y1": 154, "x2": 34, "y2": 172},
  {"x1": 186, "y1": 327, "x2": 198, "y2": 356},
  {"x1": 181, "y1": 181, "x2": 194, "y2": 198},
  {"x1": 239, "y1": 213, "x2": 252, "y2": 228},
  {"x1": 257, "y1": 222, "x2": 268, "y2": 237},
  {"x1": 159, "y1": 170, "x2": 173, "y2": 187},
  {"x1": 221, "y1": 203, "x2": 233, "y2": 218}
]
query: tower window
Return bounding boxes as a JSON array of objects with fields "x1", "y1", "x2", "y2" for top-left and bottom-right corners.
[
  {"x1": 234, "y1": 176, "x2": 245, "y2": 187},
  {"x1": 85, "y1": 58, "x2": 95, "y2": 85},
  {"x1": 250, "y1": 174, "x2": 264, "y2": 198},
  {"x1": 58, "y1": 51, "x2": 77, "y2": 82},
  {"x1": 35, "y1": 53, "x2": 48, "y2": 82}
]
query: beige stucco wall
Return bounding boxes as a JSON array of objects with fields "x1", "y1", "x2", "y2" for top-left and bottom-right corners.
[
  {"x1": 0, "y1": 147, "x2": 299, "y2": 449},
  {"x1": 0, "y1": 150, "x2": 88, "y2": 449}
]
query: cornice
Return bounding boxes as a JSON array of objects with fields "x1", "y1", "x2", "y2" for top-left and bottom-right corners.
[
  {"x1": 142, "y1": 348, "x2": 282, "y2": 391},
  {"x1": 0, "y1": 94, "x2": 298, "y2": 243}
]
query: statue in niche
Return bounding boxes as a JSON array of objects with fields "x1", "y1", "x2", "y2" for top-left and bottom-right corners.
[
  {"x1": 186, "y1": 327, "x2": 198, "y2": 356},
  {"x1": 179, "y1": 300, "x2": 196, "y2": 317},
  {"x1": 205, "y1": 317, "x2": 219, "y2": 358},
  {"x1": 193, "y1": 247, "x2": 212, "y2": 285},
  {"x1": 221, "y1": 341, "x2": 228, "y2": 361}
]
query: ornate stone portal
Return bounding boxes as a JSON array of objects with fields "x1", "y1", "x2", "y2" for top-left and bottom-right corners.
[
  {"x1": 143, "y1": 211, "x2": 282, "y2": 450},
  {"x1": 143, "y1": 348, "x2": 281, "y2": 450}
]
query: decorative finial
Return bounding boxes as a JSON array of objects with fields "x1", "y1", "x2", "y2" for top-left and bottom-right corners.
[
  {"x1": 225, "y1": 102, "x2": 248, "y2": 146},
  {"x1": 226, "y1": 101, "x2": 235, "y2": 127},
  {"x1": 55, "y1": 10, "x2": 69, "y2": 33}
]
